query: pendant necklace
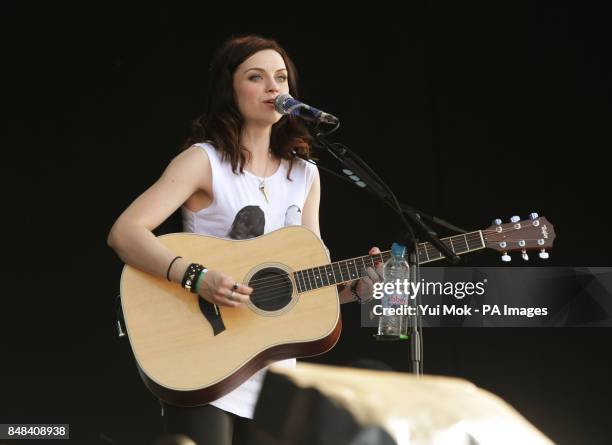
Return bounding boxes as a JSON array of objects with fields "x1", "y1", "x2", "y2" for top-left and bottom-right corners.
[{"x1": 257, "y1": 150, "x2": 271, "y2": 203}]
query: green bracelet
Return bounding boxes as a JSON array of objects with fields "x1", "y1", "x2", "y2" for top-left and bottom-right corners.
[{"x1": 194, "y1": 268, "x2": 208, "y2": 294}]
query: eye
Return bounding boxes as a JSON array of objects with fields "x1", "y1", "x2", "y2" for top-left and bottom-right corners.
[
  {"x1": 249, "y1": 74, "x2": 263, "y2": 81},
  {"x1": 276, "y1": 75, "x2": 288, "y2": 82}
]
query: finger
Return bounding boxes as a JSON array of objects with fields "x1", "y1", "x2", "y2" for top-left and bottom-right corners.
[
  {"x1": 225, "y1": 279, "x2": 253, "y2": 296},
  {"x1": 221, "y1": 288, "x2": 250, "y2": 304},
  {"x1": 366, "y1": 267, "x2": 382, "y2": 283},
  {"x1": 357, "y1": 278, "x2": 374, "y2": 298},
  {"x1": 222, "y1": 298, "x2": 241, "y2": 308},
  {"x1": 235, "y1": 283, "x2": 254, "y2": 295},
  {"x1": 369, "y1": 246, "x2": 381, "y2": 265},
  {"x1": 374, "y1": 263, "x2": 384, "y2": 280},
  {"x1": 230, "y1": 291, "x2": 251, "y2": 304},
  {"x1": 213, "y1": 288, "x2": 233, "y2": 303},
  {"x1": 359, "y1": 277, "x2": 374, "y2": 291},
  {"x1": 213, "y1": 293, "x2": 240, "y2": 307}
]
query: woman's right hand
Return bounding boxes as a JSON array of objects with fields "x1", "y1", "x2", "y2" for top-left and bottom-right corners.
[{"x1": 197, "y1": 269, "x2": 253, "y2": 307}]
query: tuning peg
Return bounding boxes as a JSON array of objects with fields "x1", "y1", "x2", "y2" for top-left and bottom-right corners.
[
  {"x1": 510, "y1": 215, "x2": 520, "y2": 223},
  {"x1": 493, "y1": 218, "x2": 502, "y2": 225},
  {"x1": 521, "y1": 249, "x2": 529, "y2": 261},
  {"x1": 539, "y1": 249, "x2": 549, "y2": 260},
  {"x1": 501, "y1": 252, "x2": 511, "y2": 262},
  {"x1": 529, "y1": 212, "x2": 539, "y2": 220}
]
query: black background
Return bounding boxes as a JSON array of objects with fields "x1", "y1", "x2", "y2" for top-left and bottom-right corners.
[{"x1": 3, "y1": 3, "x2": 612, "y2": 444}]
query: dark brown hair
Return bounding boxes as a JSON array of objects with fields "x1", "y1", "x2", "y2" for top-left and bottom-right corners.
[{"x1": 181, "y1": 35, "x2": 312, "y2": 178}]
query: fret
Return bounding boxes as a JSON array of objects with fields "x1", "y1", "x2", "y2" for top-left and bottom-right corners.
[
  {"x1": 341, "y1": 261, "x2": 351, "y2": 282},
  {"x1": 294, "y1": 271, "x2": 304, "y2": 293},
  {"x1": 332, "y1": 262, "x2": 344, "y2": 283},
  {"x1": 347, "y1": 259, "x2": 359, "y2": 280},
  {"x1": 463, "y1": 232, "x2": 484, "y2": 251},
  {"x1": 300, "y1": 268, "x2": 307, "y2": 290},
  {"x1": 463, "y1": 233, "x2": 475, "y2": 252},
  {"x1": 452, "y1": 235, "x2": 467, "y2": 253},
  {"x1": 320, "y1": 265, "x2": 330, "y2": 286},
  {"x1": 306, "y1": 268, "x2": 315, "y2": 290},
  {"x1": 314, "y1": 267, "x2": 322, "y2": 289},
  {"x1": 310, "y1": 267, "x2": 318, "y2": 289},
  {"x1": 320, "y1": 265, "x2": 329, "y2": 287},
  {"x1": 360, "y1": 256, "x2": 369, "y2": 276},
  {"x1": 325, "y1": 264, "x2": 336, "y2": 284},
  {"x1": 326, "y1": 264, "x2": 337, "y2": 285},
  {"x1": 449, "y1": 237, "x2": 455, "y2": 252},
  {"x1": 422, "y1": 243, "x2": 430, "y2": 262},
  {"x1": 478, "y1": 230, "x2": 486, "y2": 249}
]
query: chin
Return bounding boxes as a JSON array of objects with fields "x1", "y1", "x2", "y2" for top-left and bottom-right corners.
[{"x1": 255, "y1": 115, "x2": 283, "y2": 127}]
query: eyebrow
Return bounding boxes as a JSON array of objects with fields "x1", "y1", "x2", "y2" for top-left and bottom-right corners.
[{"x1": 244, "y1": 67, "x2": 288, "y2": 74}]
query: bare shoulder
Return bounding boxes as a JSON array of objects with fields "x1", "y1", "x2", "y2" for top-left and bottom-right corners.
[{"x1": 163, "y1": 144, "x2": 212, "y2": 191}]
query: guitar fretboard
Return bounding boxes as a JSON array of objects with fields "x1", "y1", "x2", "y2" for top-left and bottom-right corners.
[{"x1": 293, "y1": 230, "x2": 486, "y2": 293}]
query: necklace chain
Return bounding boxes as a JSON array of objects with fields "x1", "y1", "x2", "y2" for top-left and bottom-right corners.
[{"x1": 256, "y1": 149, "x2": 272, "y2": 203}]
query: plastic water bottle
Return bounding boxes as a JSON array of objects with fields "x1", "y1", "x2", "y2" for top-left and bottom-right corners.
[{"x1": 377, "y1": 242, "x2": 410, "y2": 339}]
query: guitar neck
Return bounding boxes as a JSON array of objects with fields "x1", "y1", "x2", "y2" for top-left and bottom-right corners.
[{"x1": 293, "y1": 230, "x2": 486, "y2": 293}]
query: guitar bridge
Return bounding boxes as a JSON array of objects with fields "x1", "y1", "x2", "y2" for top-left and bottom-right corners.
[{"x1": 198, "y1": 298, "x2": 226, "y2": 335}]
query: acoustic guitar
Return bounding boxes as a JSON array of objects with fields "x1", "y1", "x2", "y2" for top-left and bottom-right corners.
[{"x1": 120, "y1": 214, "x2": 555, "y2": 406}]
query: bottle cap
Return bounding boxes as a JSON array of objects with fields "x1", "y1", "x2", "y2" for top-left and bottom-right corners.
[{"x1": 391, "y1": 242, "x2": 406, "y2": 258}]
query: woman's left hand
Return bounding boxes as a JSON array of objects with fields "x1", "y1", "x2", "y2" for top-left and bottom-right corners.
[{"x1": 352, "y1": 246, "x2": 384, "y2": 303}]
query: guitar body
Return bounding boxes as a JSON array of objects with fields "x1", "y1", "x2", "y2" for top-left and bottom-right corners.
[
  {"x1": 120, "y1": 226, "x2": 342, "y2": 407},
  {"x1": 119, "y1": 214, "x2": 556, "y2": 407}
]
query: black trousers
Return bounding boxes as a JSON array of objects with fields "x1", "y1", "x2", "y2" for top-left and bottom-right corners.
[{"x1": 161, "y1": 402, "x2": 253, "y2": 445}]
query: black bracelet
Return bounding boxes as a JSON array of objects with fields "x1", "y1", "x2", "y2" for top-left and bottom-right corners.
[
  {"x1": 166, "y1": 256, "x2": 183, "y2": 282},
  {"x1": 350, "y1": 280, "x2": 362, "y2": 304},
  {"x1": 181, "y1": 263, "x2": 205, "y2": 293}
]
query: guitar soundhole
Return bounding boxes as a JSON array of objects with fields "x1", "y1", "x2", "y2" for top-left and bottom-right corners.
[{"x1": 249, "y1": 267, "x2": 293, "y2": 312}]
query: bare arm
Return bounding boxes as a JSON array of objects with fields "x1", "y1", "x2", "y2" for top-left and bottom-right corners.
[
  {"x1": 107, "y1": 146, "x2": 252, "y2": 306},
  {"x1": 108, "y1": 146, "x2": 207, "y2": 280}
]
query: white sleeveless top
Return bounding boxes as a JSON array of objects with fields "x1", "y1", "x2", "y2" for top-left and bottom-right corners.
[{"x1": 181, "y1": 142, "x2": 318, "y2": 418}]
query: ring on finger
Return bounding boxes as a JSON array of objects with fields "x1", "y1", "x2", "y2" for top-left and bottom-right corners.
[{"x1": 232, "y1": 282, "x2": 239, "y2": 291}]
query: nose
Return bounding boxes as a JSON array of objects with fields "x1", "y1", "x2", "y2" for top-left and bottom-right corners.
[{"x1": 266, "y1": 77, "x2": 280, "y2": 93}]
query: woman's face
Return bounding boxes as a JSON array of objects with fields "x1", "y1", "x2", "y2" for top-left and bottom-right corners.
[{"x1": 233, "y1": 49, "x2": 289, "y2": 127}]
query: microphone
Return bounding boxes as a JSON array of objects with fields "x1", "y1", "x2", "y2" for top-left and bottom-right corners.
[{"x1": 274, "y1": 93, "x2": 339, "y2": 125}]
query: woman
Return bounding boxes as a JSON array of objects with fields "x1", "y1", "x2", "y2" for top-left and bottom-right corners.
[{"x1": 107, "y1": 35, "x2": 383, "y2": 445}]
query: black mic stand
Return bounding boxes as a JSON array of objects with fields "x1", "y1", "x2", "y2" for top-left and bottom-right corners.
[{"x1": 308, "y1": 122, "x2": 461, "y2": 375}]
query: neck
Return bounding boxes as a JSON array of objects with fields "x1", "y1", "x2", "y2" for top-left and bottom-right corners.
[{"x1": 241, "y1": 125, "x2": 273, "y2": 160}]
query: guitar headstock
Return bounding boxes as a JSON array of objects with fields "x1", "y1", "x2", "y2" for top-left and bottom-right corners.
[{"x1": 483, "y1": 213, "x2": 555, "y2": 262}]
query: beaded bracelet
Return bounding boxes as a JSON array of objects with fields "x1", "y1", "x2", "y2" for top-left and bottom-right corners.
[{"x1": 182, "y1": 263, "x2": 205, "y2": 293}]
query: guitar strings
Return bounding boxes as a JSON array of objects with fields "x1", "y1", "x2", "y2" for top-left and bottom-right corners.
[
  {"x1": 229, "y1": 226, "x2": 547, "y2": 303},
  {"x1": 246, "y1": 226, "x2": 529, "y2": 290},
  {"x1": 244, "y1": 231, "x2": 537, "y2": 294}
]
